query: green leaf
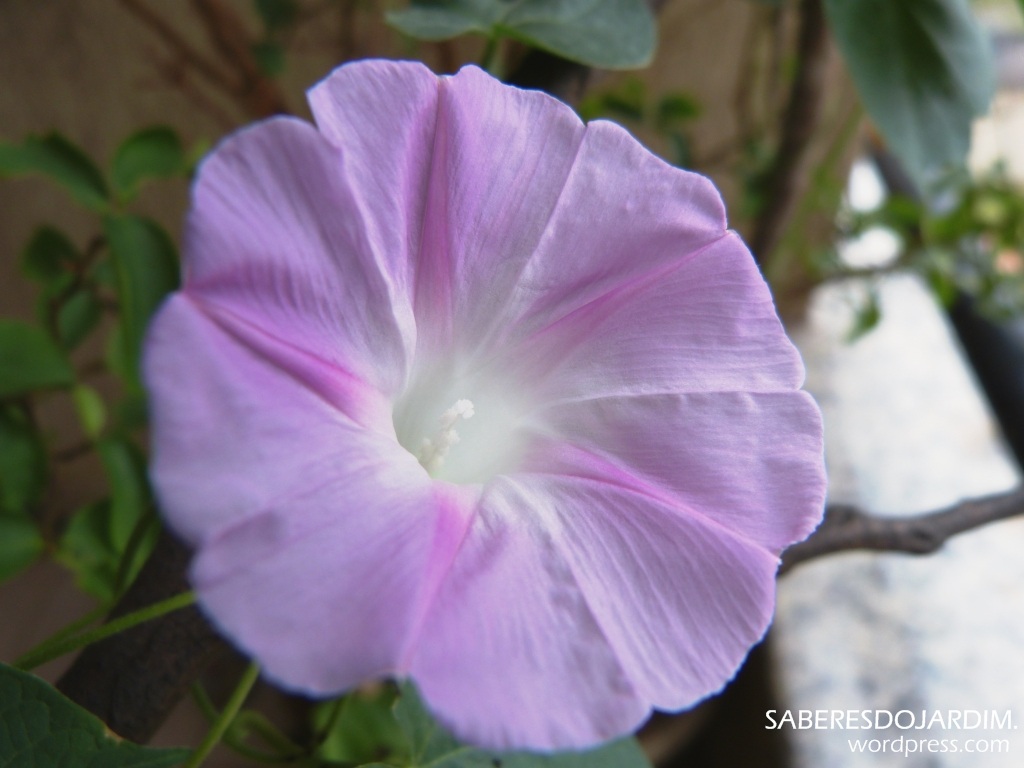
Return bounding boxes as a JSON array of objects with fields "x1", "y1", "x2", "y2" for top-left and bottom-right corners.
[
  {"x1": 58, "y1": 500, "x2": 120, "y2": 602},
  {"x1": 0, "y1": 515, "x2": 44, "y2": 582},
  {"x1": 0, "y1": 405, "x2": 47, "y2": 517},
  {"x1": 72, "y1": 384, "x2": 106, "y2": 440},
  {"x1": 0, "y1": 319, "x2": 75, "y2": 399},
  {"x1": 823, "y1": 0, "x2": 995, "y2": 191},
  {"x1": 847, "y1": 288, "x2": 882, "y2": 342},
  {"x1": 315, "y1": 688, "x2": 408, "y2": 764},
  {"x1": 0, "y1": 662, "x2": 189, "y2": 766},
  {"x1": 394, "y1": 684, "x2": 651, "y2": 768},
  {"x1": 57, "y1": 287, "x2": 103, "y2": 351},
  {"x1": 20, "y1": 227, "x2": 79, "y2": 284},
  {"x1": 97, "y1": 438, "x2": 152, "y2": 551},
  {"x1": 252, "y1": 40, "x2": 286, "y2": 76},
  {"x1": 0, "y1": 133, "x2": 110, "y2": 211},
  {"x1": 655, "y1": 93, "x2": 700, "y2": 128},
  {"x1": 111, "y1": 127, "x2": 186, "y2": 201},
  {"x1": 103, "y1": 215, "x2": 179, "y2": 389},
  {"x1": 388, "y1": 0, "x2": 656, "y2": 69},
  {"x1": 254, "y1": 0, "x2": 299, "y2": 29}
]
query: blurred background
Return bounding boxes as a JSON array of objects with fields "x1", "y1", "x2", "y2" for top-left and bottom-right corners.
[{"x1": 2, "y1": 1, "x2": 1023, "y2": 766}]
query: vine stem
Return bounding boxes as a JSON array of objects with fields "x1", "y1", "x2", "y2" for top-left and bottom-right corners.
[
  {"x1": 14, "y1": 590, "x2": 196, "y2": 671},
  {"x1": 184, "y1": 662, "x2": 261, "y2": 768}
]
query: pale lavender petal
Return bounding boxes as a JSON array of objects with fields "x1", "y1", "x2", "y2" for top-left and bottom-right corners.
[
  {"x1": 192, "y1": 479, "x2": 475, "y2": 696},
  {"x1": 184, "y1": 116, "x2": 412, "y2": 396},
  {"x1": 531, "y1": 391, "x2": 826, "y2": 552},
  {"x1": 522, "y1": 465, "x2": 781, "y2": 711},
  {"x1": 145, "y1": 293, "x2": 393, "y2": 546},
  {"x1": 407, "y1": 478, "x2": 649, "y2": 750},
  {"x1": 499, "y1": 232, "x2": 804, "y2": 400},
  {"x1": 306, "y1": 59, "x2": 438, "y2": 326},
  {"x1": 416, "y1": 104, "x2": 729, "y2": 365},
  {"x1": 415, "y1": 66, "x2": 593, "y2": 355}
]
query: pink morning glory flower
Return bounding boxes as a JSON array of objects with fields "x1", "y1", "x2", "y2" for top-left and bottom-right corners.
[{"x1": 144, "y1": 59, "x2": 826, "y2": 750}]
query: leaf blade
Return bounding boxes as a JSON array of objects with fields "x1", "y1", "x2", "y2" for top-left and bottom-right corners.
[
  {"x1": 0, "y1": 320, "x2": 75, "y2": 398},
  {"x1": 824, "y1": 0, "x2": 995, "y2": 190}
]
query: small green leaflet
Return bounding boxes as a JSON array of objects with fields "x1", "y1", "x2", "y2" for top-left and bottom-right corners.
[
  {"x1": 0, "y1": 133, "x2": 110, "y2": 212},
  {"x1": 388, "y1": 0, "x2": 655, "y2": 70},
  {"x1": 0, "y1": 662, "x2": 188, "y2": 767},
  {"x1": 0, "y1": 320, "x2": 75, "y2": 399},
  {"x1": 111, "y1": 127, "x2": 187, "y2": 201},
  {"x1": 103, "y1": 215, "x2": 180, "y2": 391}
]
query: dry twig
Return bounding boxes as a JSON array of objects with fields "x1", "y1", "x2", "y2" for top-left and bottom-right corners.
[{"x1": 781, "y1": 486, "x2": 1024, "y2": 574}]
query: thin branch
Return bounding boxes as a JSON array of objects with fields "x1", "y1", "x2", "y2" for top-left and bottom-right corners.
[
  {"x1": 118, "y1": 0, "x2": 238, "y2": 94},
  {"x1": 749, "y1": 0, "x2": 831, "y2": 266},
  {"x1": 189, "y1": 0, "x2": 290, "y2": 117},
  {"x1": 781, "y1": 486, "x2": 1024, "y2": 574}
]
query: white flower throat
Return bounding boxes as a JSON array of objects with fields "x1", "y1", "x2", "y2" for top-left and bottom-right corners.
[
  {"x1": 393, "y1": 368, "x2": 530, "y2": 485},
  {"x1": 417, "y1": 399, "x2": 475, "y2": 473}
]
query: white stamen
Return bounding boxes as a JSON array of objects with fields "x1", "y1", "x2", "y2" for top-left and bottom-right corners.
[{"x1": 418, "y1": 399, "x2": 475, "y2": 473}]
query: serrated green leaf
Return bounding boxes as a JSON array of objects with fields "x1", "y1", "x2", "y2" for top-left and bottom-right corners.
[
  {"x1": 394, "y1": 684, "x2": 651, "y2": 768},
  {"x1": 388, "y1": 0, "x2": 655, "y2": 69},
  {"x1": 111, "y1": 127, "x2": 186, "y2": 201},
  {"x1": 0, "y1": 662, "x2": 189, "y2": 766},
  {"x1": 0, "y1": 133, "x2": 110, "y2": 211},
  {"x1": 20, "y1": 226, "x2": 79, "y2": 284},
  {"x1": 0, "y1": 319, "x2": 75, "y2": 398},
  {"x1": 824, "y1": 0, "x2": 995, "y2": 191},
  {"x1": 103, "y1": 215, "x2": 179, "y2": 390},
  {"x1": 0, "y1": 515, "x2": 44, "y2": 582},
  {"x1": 0, "y1": 405, "x2": 47, "y2": 517}
]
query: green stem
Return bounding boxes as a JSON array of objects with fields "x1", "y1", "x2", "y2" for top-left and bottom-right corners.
[
  {"x1": 39, "y1": 603, "x2": 108, "y2": 647},
  {"x1": 112, "y1": 508, "x2": 159, "y2": 597},
  {"x1": 184, "y1": 662, "x2": 261, "y2": 768},
  {"x1": 14, "y1": 590, "x2": 196, "y2": 671}
]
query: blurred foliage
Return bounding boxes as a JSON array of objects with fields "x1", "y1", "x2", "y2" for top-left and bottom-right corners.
[
  {"x1": 578, "y1": 78, "x2": 701, "y2": 168},
  {"x1": 819, "y1": 165, "x2": 1024, "y2": 337},
  {"x1": 0, "y1": 0, "x2": 1020, "y2": 764},
  {"x1": 388, "y1": 0, "x2": 656, "y2": 70},
  {"x1": 0, "y1": 128, "x2": 190, "y2": 592}
]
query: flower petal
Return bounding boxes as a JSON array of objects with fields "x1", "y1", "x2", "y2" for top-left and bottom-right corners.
[
  {"x1": 191, "y1": 477, "x2": 474, "y2": 696},
  {"x1": 502, "y1": 231, "x2": 805, "y2": 401},
  {"x1": 184, "y1": 115, "x2": 412, "y2": 396},
  {"x1": 519, "y1": 467, "x2": 782, "y2": 711},
  {"x1": 407, "y1": 477, "x2": 649, "y2": 750},
  {"x1": 145, "y1": 293, "x2": 393, "y2": 546},
  {"x1": 531, "y1": 391, "x2": 826, "y2": 552},
  {"x1": 306, "y1": 59, "x2": 439, "y2": 329}
]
